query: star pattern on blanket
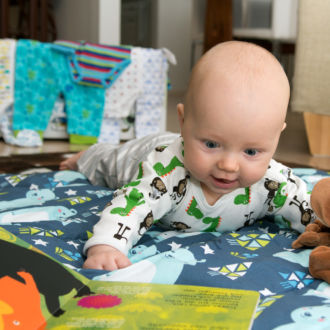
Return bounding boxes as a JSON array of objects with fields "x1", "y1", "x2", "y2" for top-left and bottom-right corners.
[
  {"x1": 65, "y1": 189, "x2": 77, "y2": 196},
  {"x1": 1, "y1": 168, "x2": 329, "y2": 330},
  {"x1": 32, "y1": 238, "x2": 48, "y2": 246}
]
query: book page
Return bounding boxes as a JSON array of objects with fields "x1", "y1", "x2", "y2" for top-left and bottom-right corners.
[{"x1": 48, "y1": 281, "x2": 259, "y2": 329}]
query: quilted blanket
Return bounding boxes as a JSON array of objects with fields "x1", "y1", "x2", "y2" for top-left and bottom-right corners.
[{"x1": 0, "y1": 169, "x2": 330, "y2": 329}]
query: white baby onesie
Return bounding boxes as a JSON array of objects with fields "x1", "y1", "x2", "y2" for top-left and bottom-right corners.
[{"x1": 84, "y1": 136, "x2": 314, "y2": 255}]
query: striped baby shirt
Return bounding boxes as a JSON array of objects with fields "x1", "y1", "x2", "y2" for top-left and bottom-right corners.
[{"x1": 52, "y1": 40, "x2": 132, "y2": 88}]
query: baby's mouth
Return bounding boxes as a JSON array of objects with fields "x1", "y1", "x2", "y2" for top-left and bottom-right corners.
[
  {"x1": 211, "y1": 176, "x2": 238, "y2": 188},
  {"x1": 217, "y1": 178, "x2": 234, "y2": 183}
]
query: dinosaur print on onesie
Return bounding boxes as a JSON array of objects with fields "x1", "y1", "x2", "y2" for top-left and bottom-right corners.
[{"x1": 85, "y1": 137, "x2": 313, "y2": 259}]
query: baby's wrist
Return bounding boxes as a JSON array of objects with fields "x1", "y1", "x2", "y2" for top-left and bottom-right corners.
[{"x1": 87, "y1": 244, "x2": 118, "y2": 256}]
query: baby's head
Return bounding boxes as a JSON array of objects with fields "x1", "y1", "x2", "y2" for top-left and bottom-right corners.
[{"x1": 177, "y1": 41, "x2": 290, "y2": 204}]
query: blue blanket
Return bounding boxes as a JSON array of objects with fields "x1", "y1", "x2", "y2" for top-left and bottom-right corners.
[{"x1": 1, "y1": 169, "x2": 330, "y2": 329}]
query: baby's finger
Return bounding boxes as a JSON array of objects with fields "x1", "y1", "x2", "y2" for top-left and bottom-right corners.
[{"x1": 116, "y1": 256, "x2": 132, "y2": 269}]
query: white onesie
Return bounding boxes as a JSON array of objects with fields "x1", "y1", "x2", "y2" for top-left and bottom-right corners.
[
  {"x1": 82, "y1": 135, "x2": 314, "y2": 255},
  {"x1": 0, "y1": 39, "x2": 16, "y2": 115}
]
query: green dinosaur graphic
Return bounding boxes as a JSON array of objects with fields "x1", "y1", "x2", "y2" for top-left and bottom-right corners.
[
  {"x1": 123, "y1": 180, "x2": 140, "y2": 188},
  {"x1": 153, "y1": 156, "x2": 184, "y2": 177},
  {"x1": 123, "y1": 162, "x2": 144, "y2": 188},
  {"x1": 186, "y1": 197, "x2": 222, "y2": 232},
  {"x1": 234, "y1": 187, "x2": 250, "y2": 205},
  {"x1": 273, "y1": 182, "x2": 287, "y2": 208},
  {"x1": 137, "y1": 162, "x2": 143, "y2": 179},
  {"x1": 203, "y1": 216, "x2": 221, "y2": 232},
  {"x1": 110, "y1": 188, "x2": 145, "y2": 216},
  {"x1": 186, "y1": 197, "x2": 203, "y2": 219}
]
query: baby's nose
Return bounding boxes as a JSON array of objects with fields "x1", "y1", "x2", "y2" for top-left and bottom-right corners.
[{"x1": 217, "y1": 155, "x2": 239, "y2": 172}]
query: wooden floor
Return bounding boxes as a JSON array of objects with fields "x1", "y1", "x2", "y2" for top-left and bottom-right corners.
[{"x1": 1, "y1": 91, "x2": 330, "y2": 173}]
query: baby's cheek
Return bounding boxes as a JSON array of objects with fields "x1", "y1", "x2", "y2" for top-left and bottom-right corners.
[{"x1": 241, "y1": 166, "x2": 266, "y2": 186}]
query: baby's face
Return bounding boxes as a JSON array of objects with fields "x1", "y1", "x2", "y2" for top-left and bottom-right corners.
[{"x1": 178, "y1": 69, "x2": 287, "y2": 205}]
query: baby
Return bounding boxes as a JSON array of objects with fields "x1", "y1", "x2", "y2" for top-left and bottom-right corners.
[{"x1": 61, "y1": 41, "x2": 314, "y2": 271}]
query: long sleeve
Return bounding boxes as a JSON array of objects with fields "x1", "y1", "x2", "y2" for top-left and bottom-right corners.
[
  {"x1": 77, "y1": 132, "x2": 179, "y2": 188},
  {"x1": 261, "y1": 160, "x2": 315, "y2": 233},
  {"x1": 83, "y1": 137, "x2": 187, "y2": 255}
]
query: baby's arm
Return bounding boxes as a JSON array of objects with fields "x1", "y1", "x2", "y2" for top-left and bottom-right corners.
[
  {"x1": 59, "y1": 150, "x2": 85, "y2": 171},
  {"x1": 82, "y1": 138, "x2": 182, "y2": 270},
  {"x1": 83, "y1": 244, "x2": 132, "y2": 271},
  {"x1": 269, "y1": 162, "x2": 315, "y2": 233}
]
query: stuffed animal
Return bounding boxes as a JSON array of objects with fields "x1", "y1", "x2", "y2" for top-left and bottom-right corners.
[{"x1": 292, "y1": 177, "x2": 330, "y2": 283}]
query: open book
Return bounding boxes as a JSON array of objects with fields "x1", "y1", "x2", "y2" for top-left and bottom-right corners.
[{"x1": 0, "y1": 227, "x2": 259, "y2": 329}]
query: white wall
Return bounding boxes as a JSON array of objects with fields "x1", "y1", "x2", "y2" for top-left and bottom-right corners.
[
  {"x1": 153, "y1": 0, "x2": 194, "y2": 93},
  {"x1": 53, "y1": 0, "x2": 199, "y2": 92},
  {"x1": 99, "y1": 0, "x2": 121, "y2": 45},
  {"x1": 53, "y1": 0, "x2": 120, "y2": 44}
]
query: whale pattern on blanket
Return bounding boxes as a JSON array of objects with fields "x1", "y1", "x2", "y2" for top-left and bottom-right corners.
[
  {"x1": 93, "y1": 247, "x2": 206, "y2": 284},
  {"x1": 273, "y1": 304, "x2": 330, "y2": 329},
  {"x1": 0, "y1": 189, "x2": 56, "y2": 211},
  {"x1": 0, "y1": 168, "x2": 330, "y2": 329},
  {"x1": 0, "y1": 206, "x2": 77, "y2": 224}
]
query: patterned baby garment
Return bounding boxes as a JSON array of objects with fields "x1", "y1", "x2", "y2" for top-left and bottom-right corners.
[
  {"x1": 0, "y1": 39, "x2": 16, "y2": 116},
  {"x1": 52, "y1": 40, "x2": 132, "y2": 88},
  {"x1": 1, "y1": 97, "x2": 66, "y2": 147},
  {"x1": 44, "y1": 96, "x2": 68, "y2": 139},
  {"x1": 1, "y1": 104, "x2": 42, "y2": 147},
  {"x1": 13, "y1": 39, "x2": 106, "y2": 145},
  {"x1": 98, "y1": 47, "x2": 176, "y2": 144},
  {"x1": 83, "y1": 136, "x2": 314, "y2": 255},
  {"x1": 99, "y1": 48, "x2": 143, "y2": 144},
  {"x1": 135, "y1": 48, "x2": 176, "y2": 139}
]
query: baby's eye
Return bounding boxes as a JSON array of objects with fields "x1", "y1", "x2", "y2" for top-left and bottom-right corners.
[
  {"x1": 205, "y1": 141, "x2": 219, "y2": 149},
  {"x1": 244, "y1": 149, "x2": 258, "y2": 156}
]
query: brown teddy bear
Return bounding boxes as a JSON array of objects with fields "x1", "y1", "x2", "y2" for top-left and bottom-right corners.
[{"x1": 292, "y1": 177, "x2": 330, "y2": 283}]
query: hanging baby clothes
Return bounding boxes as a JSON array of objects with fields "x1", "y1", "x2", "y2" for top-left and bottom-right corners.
[
  {"x1": 12, "y1": 40, "x2": 132, "y2": 145},
  {"x1": 98, "y1": 47, "x2": 176, "y2": 143},
  {"x1": 0, "y1": 39, "x2": 16, "y2": 117},
  {"x1": 134, "y1": 48, "x2": 176, "y2": 139},
  {"x1": 1, "y1": 96, "x2": 66, "y2": 147},
  {"x1": 1, "y1": 104, "x2": 42, "y2": 147},
  {"x1": 99, "y1": 48, "x2": 143, "y2": 144},
  {"x1": 52, "y1": 40, "x2": 132, "y2": 88}
]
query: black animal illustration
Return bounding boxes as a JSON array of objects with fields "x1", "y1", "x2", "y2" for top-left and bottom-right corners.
[
  {"x1": 264, "y1": 178, "x2": 280, "y2": 212},
  {"x1": 139, "y1": 211, "x2": 154, "y2": 235},
  {"x1": 171, "y1": 175, "x2": 189, "y2": 204},
  {"x1": 170, "y1": 221, "x2": 191, "y2": 231},
  {"x1": 149, "y1": 177, "x2": 167, "y2": 200},
  {"x1": 155, "y1": 145, "x2": 167, "y2": 152},
  {"x1": 289, "y1": 195, "x2": 314, "y2": 226},
  {"x1": 243, "y1": 211, "x2": 256, "y2": 227},
  {"x1": 286, "y1": 168, "x2": 297, "y2": 184},
  {"x1": 0, "y1": 239, "x2": 92, "y2": 317}
]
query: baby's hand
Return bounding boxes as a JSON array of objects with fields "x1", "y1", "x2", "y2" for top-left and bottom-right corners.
[
  {"x1": 83, "y1": 244, "x2": 132, "y2": 271},
  {"x1": 59, "y1": 150, "x2": 85, "y2": 171}
]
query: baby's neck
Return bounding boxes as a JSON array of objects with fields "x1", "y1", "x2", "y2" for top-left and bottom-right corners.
[{"x1": 200, "y1": 183, "x2": 224, "y2": 206}]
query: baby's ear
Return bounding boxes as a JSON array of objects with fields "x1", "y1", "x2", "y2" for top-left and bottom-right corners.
[
  {"x1": 281, "y1": 122, "x2": 287, "y2": 131},
  {"x1": 177, "y1": 103, "x2": 185, "y2": 130}
]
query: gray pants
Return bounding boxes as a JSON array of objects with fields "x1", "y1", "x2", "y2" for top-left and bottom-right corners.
[{"x1": 77, "y1": 132, "x2": 179, "y2": 189}]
